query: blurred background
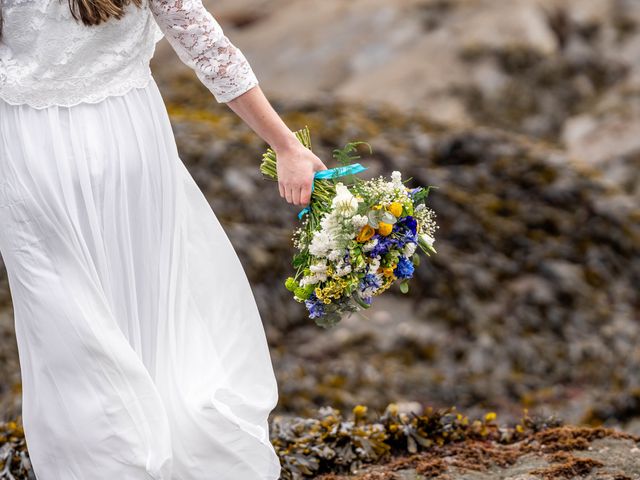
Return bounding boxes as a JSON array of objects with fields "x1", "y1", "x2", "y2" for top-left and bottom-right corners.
[{"x1": 1, "y1": 0, "x2": 639, "y2": 434}]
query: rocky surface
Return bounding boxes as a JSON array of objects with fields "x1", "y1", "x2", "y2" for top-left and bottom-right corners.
[
  {"x1": 152, "y1": 0, "x2": 640, "y2": 206},
  {"x1": 153, "y1": 0, "x2": 640, "y2": 141},
  {"x1": 318, "y1": 437, "x2": 640, "y2": 480},
  {"x1": 3, "y1": 401, "x2": 639, "y2": 479}
]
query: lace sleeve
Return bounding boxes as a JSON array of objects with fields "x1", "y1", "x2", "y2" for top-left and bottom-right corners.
[{"x1": 149, "y1": 0, "x2": 259, "y2": 103}]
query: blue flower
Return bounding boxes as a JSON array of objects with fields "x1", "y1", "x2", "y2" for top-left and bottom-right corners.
[
  {"x1": 394, "y1": 256, "x2": 415, "y2": 279},
  {"x1": 360, "y1": 272, "x2": 381, "y2": 291},
  {"x1": 305, "y1": 293, "x2": 325, "y2": 319},
  {"x1": 396, "y1": 230, "x2": 416, "y2": 249},
  {"x1": 359, "y1": 272, "x2": 382, "y2": 299},
  {"x1": 395, "y1": 215, "x2": 418, "y2": 236},
  {"x1": 391, "y1": 216, "x2": 418, "y2": 249},
  {"x1": 367, "y1": 234, "x2": 398, "y2": 258}
]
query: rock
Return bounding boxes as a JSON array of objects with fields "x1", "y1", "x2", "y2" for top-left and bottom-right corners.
[
  {"x1": 452, "y1": 0, "x2": 558, "y2": 54},
  {"x1": 151, "y1": 0, "x2": 638, "y2": 139},
  {"x1": 314, "y1": 428, "x2": 640, "y2": 479},
  {"x1": 222, "y1": 166, "x2": 258, "y2": 196},
  {"x1": 562, "y1": 87, "x2": 640, "y2": 166}
]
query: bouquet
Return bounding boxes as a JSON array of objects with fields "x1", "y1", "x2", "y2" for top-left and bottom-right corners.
[{"x1": 260, "y1": 126, "x2": 438, "y2": 328}]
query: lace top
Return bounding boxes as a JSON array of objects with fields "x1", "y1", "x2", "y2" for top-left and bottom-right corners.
[{"x1": 0, "y1": 0, "x2": 259, "y2": 109}]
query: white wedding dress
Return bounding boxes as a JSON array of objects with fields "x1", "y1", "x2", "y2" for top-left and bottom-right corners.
[{"x1": 0, "y1": 1, "x2": 281, "y2": 479}]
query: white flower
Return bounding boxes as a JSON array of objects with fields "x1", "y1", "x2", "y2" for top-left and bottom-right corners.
[
  {"x1": 335, "y1": 263, "x2": 352, "y2": 277},
  {"x1": 333, "y1": 196, "x2": 359, "y2": 217},
  {"x1": 362, "y1": 237, "x2": 379, "y2": 252},
  {"x1": 369, "y1": 256, "x2": 381, "y2": 272},
  {"x1": 351, "y1": 214, "x2": 369, "y2": 229},
  {"x1": 403, "y1": 242, "x2": 417, "y2": 257},
  {"x1": 419, "y1": 233, "x2": 435, "y2": 248},
  {"x1": 391, "y1": 170, "x2": 402, "y2": 185},
  {"x1": 300, "y1": 275, "x2": 319, "y2": 286},
  {"x1": 327, "y1": 249, "x2": 343, "y2": 262},
  {"x1": 309, "y1": 230, "x2": 333, "y2": 257},
  {"x1": 308, "y1": 262, "x2": 329, "y2": 282},
  {"x1": 309, "y1": 263, "x2": 328, "y2": 274},
  {"x1": 332, "y1": 183, "x2": 359, "y2": 217},
  {"x1": 334, "y1": 183, "x2": 350, "y2": 197}
]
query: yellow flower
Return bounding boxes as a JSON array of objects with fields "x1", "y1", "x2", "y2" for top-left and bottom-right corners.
[
  {"x1": 378, "y1": 222, "x2": 393, "y2": 236},
  {"x1": 388, "y1": 202, "x2": 403, "y2": 217},
  {"x1": 356, "y1": 225, "x2": 375, "y2": 242},
  {"x1": 376, "y1": 276, "x2": 395, "y2": 294},
  {"x1": 382, "y1": 265, "x2": 396, "y2": 277},
  {"x1": 314, "y1": 278, "x2": 349, "y2": 304},
  {"x1": 372, "y1": 204, "x2": 383, "y2": 210}
]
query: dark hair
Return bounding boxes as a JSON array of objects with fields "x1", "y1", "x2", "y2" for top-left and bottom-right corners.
[{"x1": 0, "y1": 0, "x2": 143, "y2": 38}]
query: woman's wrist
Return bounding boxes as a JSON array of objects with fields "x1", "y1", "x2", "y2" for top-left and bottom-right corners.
[
  {"x1": 224, "y1": 84, "x2": 302, "y2": 157},
  {"x1": 271, "y1": 130, "x2": 301, "y2": 155}
]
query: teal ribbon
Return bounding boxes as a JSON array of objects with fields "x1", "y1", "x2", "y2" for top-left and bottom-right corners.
[{"x1": 297, "y1": 163, "x2": 368, "y2": 219}]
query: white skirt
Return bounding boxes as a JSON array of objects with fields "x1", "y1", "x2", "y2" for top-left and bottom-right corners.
[{"x1": 0, "y1": 78, "x2": 281, "y2": 480}]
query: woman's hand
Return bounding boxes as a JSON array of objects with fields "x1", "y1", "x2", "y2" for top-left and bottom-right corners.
[
  {"x1": 223, "y1": 85, "x2": 327, "y2": 205},
  {"x1": 275, "y1": 142, "x2": 327, "y2": 206}
]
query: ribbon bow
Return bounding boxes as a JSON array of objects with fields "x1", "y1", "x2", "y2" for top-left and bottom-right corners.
[{"x1": 297, "y1": 163, "x2": 368, "y2": 219}]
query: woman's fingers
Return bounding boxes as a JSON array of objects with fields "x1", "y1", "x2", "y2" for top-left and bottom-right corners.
[
  {"x1": 275, "y1": 146, "x2": 327, "y2": 204},
  {"x1": 281, "y1": 182, "x2": 310, "y2": 205},
  {"x1": 290, "y1": 186, "x2": 299, "y2": 205},
  {"x1": 300, "y1": 182, "x2": 312, "y2": 206}
]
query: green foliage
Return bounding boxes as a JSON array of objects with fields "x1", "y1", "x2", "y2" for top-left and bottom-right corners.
[
  {"x1": 292, "y1": 252, "x2": 307, "y2": 269},
  {"x1": 411, "y1": 185, "x2": 434, "y2": 204},
  {"x1": 332, "y1": 140, "x2": 372, "y2": 166}
]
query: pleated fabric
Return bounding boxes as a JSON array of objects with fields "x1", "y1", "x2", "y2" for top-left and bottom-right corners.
[{"x1": 0, "y1": 77, "x2": 281, "y2": 480}]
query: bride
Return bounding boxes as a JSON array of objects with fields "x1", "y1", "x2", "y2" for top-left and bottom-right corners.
[{"x1": 0, "y1": 0, "x2": 327, "y2": 478}]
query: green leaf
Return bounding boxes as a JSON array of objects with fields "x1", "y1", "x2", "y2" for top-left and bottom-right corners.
[
  {"x1": 367, "y1": 209, "x2": 382, "y2": 228},
  {"x1": 332, "y1": 141, "x2": 373, "y2": 166},
  {"x1": 380, "y1": 211, "x2": 398, "y2": 224},
  {"x1": 353, "y1": 293, "x2": 372, "y2": 309},
  {"x1": 292, "y1": 253, "x2": 307, "y2": 268},
  {"x1": 315, "y1": 312, "x2": 343, "y2": 329},
  {"x1": 399, "y1": 281, "x2": 409, "y2": 294},
  {"x1": 412, "y1": 185, "x2": 437, "y2": 204}
]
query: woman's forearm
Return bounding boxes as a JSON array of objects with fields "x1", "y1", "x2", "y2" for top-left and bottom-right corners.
[
  {"x1": 225, "y1": 85, "x2": 327, "y2": 206},
  {"x1": 225, "y1": 85, "x2": 300, "y2": 154}
]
